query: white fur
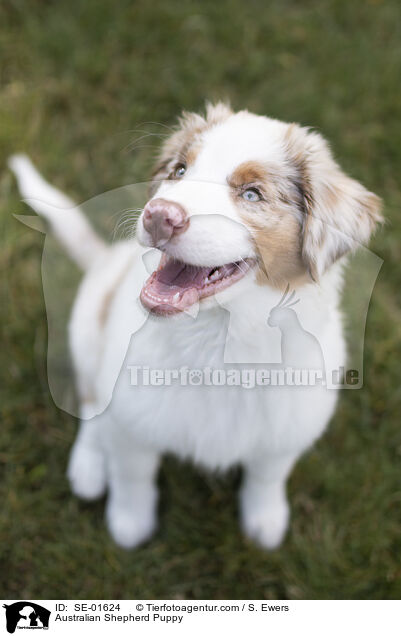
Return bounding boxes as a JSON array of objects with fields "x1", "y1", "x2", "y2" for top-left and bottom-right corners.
[{"x1": 11, "y1": 111, "x2": 372, "y2": 551}]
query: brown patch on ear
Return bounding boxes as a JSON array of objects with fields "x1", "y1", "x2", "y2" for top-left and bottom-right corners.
[{"x1": 283, "y1": 124, "x2": 383, "y2": 280}]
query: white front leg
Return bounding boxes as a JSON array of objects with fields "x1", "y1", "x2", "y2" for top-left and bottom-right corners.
[
  {"x1": 105, "y1": 432, "x2": 160, "y2": 549},
  {"x1": 240, "y1": 452, "x2": 299, "y2": 550},
  {"x1": 67, "y1": 404, "x2": 108, "y2": 501}
]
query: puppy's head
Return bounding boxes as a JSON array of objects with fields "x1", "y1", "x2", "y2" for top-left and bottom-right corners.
[{"x1": 137, "y1": 103, "x2": 382, "y2": 315}]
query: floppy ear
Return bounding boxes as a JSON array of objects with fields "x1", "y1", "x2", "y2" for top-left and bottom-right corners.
[{"x1": 285, "y1": 125, "x2": 383, "y2": 280}]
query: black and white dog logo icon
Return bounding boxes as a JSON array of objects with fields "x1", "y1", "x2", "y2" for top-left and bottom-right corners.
[{"x1": 3, "y1": 602, "x2": 50, "y2": 633}]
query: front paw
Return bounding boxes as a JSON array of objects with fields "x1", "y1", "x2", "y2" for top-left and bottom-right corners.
[
  {"x1": 67, "y1": 445, "x2": 107, "y2": 501},
  {"x1": 105, "y1": 497, "x2": 157, "y2": 549},
  {"x1": 240, "y1": 489, "x2": 290, "y2": 550}
]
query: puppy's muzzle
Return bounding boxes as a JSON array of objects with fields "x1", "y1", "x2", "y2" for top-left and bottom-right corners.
[{"x1": 143, "y1": 198, "x2": 189, "y2": 247}]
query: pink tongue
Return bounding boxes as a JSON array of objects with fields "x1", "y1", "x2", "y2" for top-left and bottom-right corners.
[
  {"x1": 156, "y1": 260, "x2": 210, "y2": 293},
  {"x1": 140, "y1": 258, "x2": 247, "y2": 313}
]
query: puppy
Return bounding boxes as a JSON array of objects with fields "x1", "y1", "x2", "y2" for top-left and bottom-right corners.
[{"x1": 10, "y1": 103, "x2": 382, "y2": 549}]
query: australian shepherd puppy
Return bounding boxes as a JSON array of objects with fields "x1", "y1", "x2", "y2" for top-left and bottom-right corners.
[{"x1": 10, "y1": 103, "x2": 382, "y2": 549}]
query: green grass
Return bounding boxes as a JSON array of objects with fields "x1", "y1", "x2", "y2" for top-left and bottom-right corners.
[{"x1": 1, "y1": 0, "x2": 401, "y2": 599}]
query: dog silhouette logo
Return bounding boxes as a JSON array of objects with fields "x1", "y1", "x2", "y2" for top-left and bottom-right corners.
[{"x1": 2, "y1": 602, "x2": 50, "y2": 633}]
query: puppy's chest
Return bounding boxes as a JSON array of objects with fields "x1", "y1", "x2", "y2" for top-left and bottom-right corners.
[
  {"x1": 108, "y1": 302, "x2": 338, "y2": 467},
  {"x1": 110, "y1": 306, "x2": 277, "y2": 463}
]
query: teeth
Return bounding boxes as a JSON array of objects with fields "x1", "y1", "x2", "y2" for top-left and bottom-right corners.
[
  {"x1": 172, "y1": 292, "x2": 180, "y2": 302},
  {"x1": 209, "y1": 270, "x2": 220, "y2": 281},
  {"x1": 144, "y1": 290, "x2": 168, "y2": 304}
]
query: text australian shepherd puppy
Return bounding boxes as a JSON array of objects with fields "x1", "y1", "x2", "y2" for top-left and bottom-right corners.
[{"x1": 10, "y1": 103, "x2": 383, "y2": 549}]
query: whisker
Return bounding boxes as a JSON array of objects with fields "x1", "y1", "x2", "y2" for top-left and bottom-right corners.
[
  {"x1": 233, "y1": 258, "x2": 249, "y2": 276},
  {"x1": 113, "y1": 208, "x2": 143, "y2": 240},
  {"x1": 123, "y1": 134, "x2": 168, "y2": 154},
  {"x1": 115, "y1": 128, "x2": 169, "y2": 137},
  {"x1": 234, "y1": 262, "x2": 247, "y2": 275},
  {"x1": 138, "y1": 121, "x2": 175, "y2": 132}
]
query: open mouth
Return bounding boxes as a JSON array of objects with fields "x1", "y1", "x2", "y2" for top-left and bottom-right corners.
[{"x1": 140, "y1": 254, "x2": 256, "y2": 315}]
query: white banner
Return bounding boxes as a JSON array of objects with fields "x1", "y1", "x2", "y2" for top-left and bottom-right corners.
[{"x1": 1, "y1": 600, "x2": 399, "y2": 635}]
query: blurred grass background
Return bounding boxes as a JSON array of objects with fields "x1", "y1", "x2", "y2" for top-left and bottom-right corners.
[{"x1": 1, "y1": 0, "x2": 401, "y2": 599}]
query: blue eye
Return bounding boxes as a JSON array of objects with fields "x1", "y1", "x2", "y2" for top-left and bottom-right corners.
[
  {"x1": 242, "y1": 188, "x2": 261, "y2": 202},
  {"x1": 173, "y1": 164, "x2": 186, "y2": 178}
]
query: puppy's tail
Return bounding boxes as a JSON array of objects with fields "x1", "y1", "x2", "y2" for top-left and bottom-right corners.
[{"x1": 8, "y1": 154, "x2": 107, "y2": 271}]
